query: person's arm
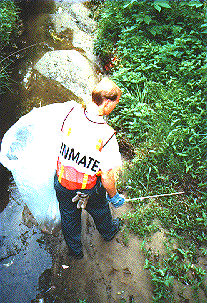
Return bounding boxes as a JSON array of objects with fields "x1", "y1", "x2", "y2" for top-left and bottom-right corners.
[
  {"x1": 101, "y1": 168, "x2": 125, "y2": 208},
  {"x1": 100, "y1": 132, "x2": 124, "y2": 207},
  {"x1": 101, "y1": 169, "x2": 117, "y2": 198}
]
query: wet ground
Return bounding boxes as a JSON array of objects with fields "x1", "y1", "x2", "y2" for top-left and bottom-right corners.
[
  {"x1": 0, "y1": 181, "x2": 52, "y2": 303},
  {"x1": 35, "y1": 203, "x2": 153, "y2": 303},
  {"x1": 0, "y1": 1, "x2": 80, "y2": 302}
]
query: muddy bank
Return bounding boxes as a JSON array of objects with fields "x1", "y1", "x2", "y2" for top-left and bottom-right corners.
[{"x1": 35, "y1": 203, "x2": 153, "y2": 303}]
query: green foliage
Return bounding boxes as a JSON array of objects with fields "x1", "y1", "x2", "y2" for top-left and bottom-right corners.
[
  {"x1": 123, "y1": 203, "x2": 159, "y2": 237},
  {"x1": 0, "y1": 0, "x2": 20, "y2": 47},
  {"x1": 94, "y1": 0, "x2": 127, "y2": 65},
  {"x1": 144, "y1": 243, "x2": 206, "y2": 302},
  {"x1": 159, "y1": 196, "x2": 207, "y2": 243},
  {"x1": 111, "y1": 81, "x2": 205, "y2": 188},
  {"x1": 110, "y1": 87, "x2": 154, "y2": 145},
  {"x1": 0, "y1": 0, "x2": 21, "y2": 94},
  {"x1": 95, "y1": 0, "x2": 206, "y2": 190},
  {"x1": 94, "y1": 0, "x2": 206, "y2": 68},
  {"x1": 113, "y1": 31, "x2": 206, "y2": 92},
  {"x1": 95, "y1": 0, "x2": 207, "y2": 301},
  {"x1": 144, "y1": 257, "x2": 174, "y2": 302}
]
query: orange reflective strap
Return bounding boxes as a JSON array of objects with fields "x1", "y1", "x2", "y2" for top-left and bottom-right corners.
[
  {"x1": 57, "y1": 159, "x2": 97, "y2": 190},
  {"x1": 96, "y1": 138, "x2": 103, "y2": 152},
  {"x1": 67, "y1": 127, "x2": 72, "y2": 137},
  {"x1": 81, "y1": 173, "x2": 89, "y2": 189},
  {"x1": 96, "y1": 170, "x2": 102, "y2": 177},
  {"x1": 58, "y1": 165, "x2": 64, "y2": 183}
]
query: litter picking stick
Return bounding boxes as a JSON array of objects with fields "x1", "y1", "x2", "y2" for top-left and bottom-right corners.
[{"x1": 125, "y1": 191, "x2": 185, "y2": 202}]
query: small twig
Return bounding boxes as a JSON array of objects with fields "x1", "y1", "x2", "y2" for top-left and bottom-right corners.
[
  {"x1": 126, "y1": 191, "x2": 185, "y2": 202},
  {"x1": 0, "y1": 42, "x2": 44, "y2": 65},
  {"x1": 0, "y1": 253, "x2": 16, "y2": 262}
]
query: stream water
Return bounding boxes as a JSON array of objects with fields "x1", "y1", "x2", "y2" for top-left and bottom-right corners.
[{"x1": 0, "y1": 1, "x2": 80, "y2": 302}]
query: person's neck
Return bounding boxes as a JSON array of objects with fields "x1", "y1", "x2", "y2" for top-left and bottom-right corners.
[{"x1": 87, "y1": 102, "x2": 104, "y2": 116}]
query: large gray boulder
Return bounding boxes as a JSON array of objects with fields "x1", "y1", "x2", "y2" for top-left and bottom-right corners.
[
  {"x1": 52, "y1": 2, "x2": 96, "y2": 34},
  {"x1": 34, "y1": 50, "x2": 98, "y2": 103},
  {"x1": 51, "y1": 2, "x2": 97, "y2": 62}
]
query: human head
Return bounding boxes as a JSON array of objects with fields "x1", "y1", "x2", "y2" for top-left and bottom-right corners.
[{"x1": 92, "y1": 77, "x2": 122, "y2": 106}]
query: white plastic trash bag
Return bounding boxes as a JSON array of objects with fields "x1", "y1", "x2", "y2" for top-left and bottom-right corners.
[{"x1": 0, "y1": 101, "x2": 77, "y2": 234}]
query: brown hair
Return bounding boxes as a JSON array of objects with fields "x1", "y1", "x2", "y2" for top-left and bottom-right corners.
[{"x1": 92, "y1": 77, "x2": 122, "y2": 106}]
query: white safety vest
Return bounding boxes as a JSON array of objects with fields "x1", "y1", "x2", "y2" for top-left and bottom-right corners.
[{"x1": 57, "y1": 104, "x2": 115, "y2": 190}]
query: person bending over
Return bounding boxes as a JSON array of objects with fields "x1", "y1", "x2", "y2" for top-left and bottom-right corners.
[{"x1": 54, "y1": 77, "x2": 125, "y2": 259}]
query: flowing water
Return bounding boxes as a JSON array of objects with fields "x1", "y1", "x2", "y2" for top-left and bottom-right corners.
[
  {"x1": 0, "y1": 181, "x2": 52, "y2": 303},
  {"x1": 0, "y1": 2, "x2": 72, "y2": 302}
]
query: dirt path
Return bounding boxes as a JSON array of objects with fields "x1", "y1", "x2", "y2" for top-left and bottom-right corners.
[{"x1": 40, "y1": 203, "x2": 153, "y2": 303}]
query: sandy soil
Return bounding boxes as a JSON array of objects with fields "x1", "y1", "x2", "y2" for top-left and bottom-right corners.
[{"x1": 36, "y1": 203, "x2": 154, "y2": 303}]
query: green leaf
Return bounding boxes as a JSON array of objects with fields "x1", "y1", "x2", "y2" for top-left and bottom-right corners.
[
  {"x1": 177, "y1": 152, "x2": 188, "y2": 157},
  {"x1": 156, "y1": 1, "x2": 171, "y2": 9},
  {"x1": 123, "y1": 0, "x2": 136, "y2": 9},
  {"x1": 149, "y1": 28, "x2": 157, "y2": 36},
  {"x1": 196, "y1": 218, "x2": 204, "y2": 222},
  {"x1": 154, "y1": 3, "x2": 162, "y2": 12},
  {"x1": 144, "y1": 15, "x2": 152, "y2": 25},
  {"x1": 188, "y1": 2, "x2": 203, "y2": 8},
  {"x1": 144, "y1": 258, "x2": 150, "y2": 269}
]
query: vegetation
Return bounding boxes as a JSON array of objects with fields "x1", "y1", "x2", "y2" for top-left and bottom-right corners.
[
  {"x1": 94, "y1": 0, "x2": 207, "y2": 301},
  {"x1": 0, "y1": 0, "x2": 21, "y2": 93}
]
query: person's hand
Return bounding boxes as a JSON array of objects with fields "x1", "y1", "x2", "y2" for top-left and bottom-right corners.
[{"x1": 106, "y1": 192, "x2": 125, "y2": 208}]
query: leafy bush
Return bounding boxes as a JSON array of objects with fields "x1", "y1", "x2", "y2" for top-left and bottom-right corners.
[
  {"x1": 95, "y1": 0, "x2": 206, "y2": 69},
  {"x1": 113, "y1": 31, "x2": 206, "y2": 92},
  {"x1": 144, "y1": 243, "x2": 206, "y2": 303},
  {"x1": 95, "y1": 1, "x2": 207, "y2": 301},
  {"x1": 111, "y1": 80, "x2": 206, "y2": 191},
  {"x1": 0, "y1": 0, "x2": 20, "y2": 47},
  {"x1": 0, "y1": 0, "x2": 21, "y2": 93},
  {"x1": 95, "y1": 0, "x2": 206, "y2": 191}
]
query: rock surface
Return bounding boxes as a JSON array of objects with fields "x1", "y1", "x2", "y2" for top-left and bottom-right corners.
[
  {"x1": 51, "y1": 1, "x2": 97, "y2": 62},
  {"x1": 34, "y1": 1, "x2": 100, "y2": 104},
  {"x1": 34, "y1": 49, "x2": 98, "y2": 104}
]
